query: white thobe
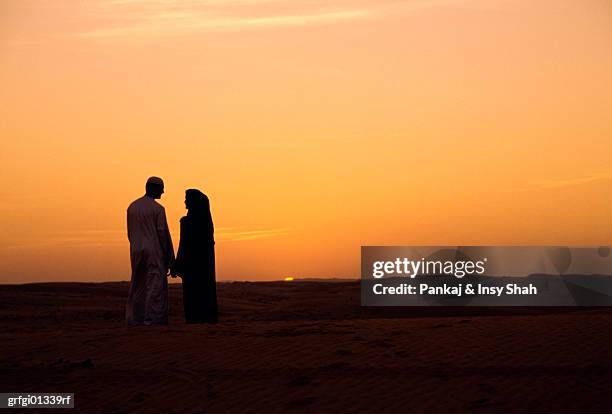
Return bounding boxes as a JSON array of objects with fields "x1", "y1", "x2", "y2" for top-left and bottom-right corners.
[{"x1": 126, "y1": 196, "x2": 174, "y2": 325}]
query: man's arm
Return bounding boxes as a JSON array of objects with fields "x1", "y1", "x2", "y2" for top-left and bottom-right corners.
[
  {"x1": 127, "y1": 209, "x2": 132, "y2": 243},
  {"x1": 157, "y1": 208, "x2": 175, "y2": 273},
  {"x1": 173, "y1": 218, "x2": 188, "y2": 277}
]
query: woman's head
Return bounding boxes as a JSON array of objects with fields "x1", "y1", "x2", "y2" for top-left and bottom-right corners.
[{"x1": 185, "y1": 189, "x2": 211, "y2": 216}]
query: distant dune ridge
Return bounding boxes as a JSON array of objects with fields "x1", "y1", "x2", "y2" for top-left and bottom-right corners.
[{"x1": 2, "y1": 281, "x2": 612, "y2": 412}]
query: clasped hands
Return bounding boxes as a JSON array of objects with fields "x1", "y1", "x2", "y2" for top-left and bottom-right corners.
[{"x1": 167, "y1": 260, "x2": 182, "y2": 279}]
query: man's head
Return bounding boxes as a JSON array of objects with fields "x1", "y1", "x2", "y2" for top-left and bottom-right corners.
[{"x1": 145, "y1": 176, "x2": 164, "y2": 199}]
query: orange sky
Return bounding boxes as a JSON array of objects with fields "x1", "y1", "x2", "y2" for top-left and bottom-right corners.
[{"x1": 1, "y1": 0, "x2": 611, "y2": 283}]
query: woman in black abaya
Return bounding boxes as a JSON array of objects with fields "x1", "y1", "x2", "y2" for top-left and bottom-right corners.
[{"x1": 173, "y1": 189, "x2": 218, "y2": 324}]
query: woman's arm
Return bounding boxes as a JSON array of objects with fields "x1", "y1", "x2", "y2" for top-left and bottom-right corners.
[{"x1": 172, "y1": 218, "x2": 188, "y2": 276}]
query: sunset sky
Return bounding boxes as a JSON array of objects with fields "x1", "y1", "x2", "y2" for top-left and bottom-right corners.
[{"x1": 1, "y1": 0, "x2": 611, "y2": 282}]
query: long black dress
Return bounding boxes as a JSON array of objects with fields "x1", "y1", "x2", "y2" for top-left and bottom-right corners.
[{"x1": 174, "y1": 212, "x2": 218, "y2": 323}]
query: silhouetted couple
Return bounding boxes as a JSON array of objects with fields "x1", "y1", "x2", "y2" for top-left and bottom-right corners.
[{"x1": 126, "y1": 176, "x2": 218, "y2": 326}]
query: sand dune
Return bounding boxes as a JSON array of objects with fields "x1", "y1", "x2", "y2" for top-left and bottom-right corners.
[{"x1": 1, "y1": 281, "x2": 612, "y2": 412}]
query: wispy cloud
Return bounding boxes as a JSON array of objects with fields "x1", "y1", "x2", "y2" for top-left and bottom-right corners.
[
  {"x1": 77, "y1": 10, "x2": 370, "y2": 38},
  {"x1": 536, "y1": 173, "x2": 612, "y2": 190},
  {"x1": 1, "y1": 227, "x2": 290, "y2": 250},
  {"x1": 510, "y1": 172, "x2": 612, "y2": 192},
  {"x1": 217, "y1": 227, "x2": 291, "y2": 241},
  {"x1": 0, "y1": 230, "x2": 127, "y2": 250},
  {"x1": 70, "y1": 0, "x2": 465, "y2": 40}
]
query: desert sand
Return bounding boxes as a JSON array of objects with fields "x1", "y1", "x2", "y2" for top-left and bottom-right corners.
[{"x1": 2, "y1": 281, "x2": 612, "y2": 413}]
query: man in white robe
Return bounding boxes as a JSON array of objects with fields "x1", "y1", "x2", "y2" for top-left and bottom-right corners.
[{"x1": 126, "y1": 176, "x2": 175, "y2": 325}]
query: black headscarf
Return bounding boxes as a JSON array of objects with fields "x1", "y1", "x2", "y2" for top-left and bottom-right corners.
[{"x1": 185, "y1": 189, "x2": 214, "y2": 241}]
